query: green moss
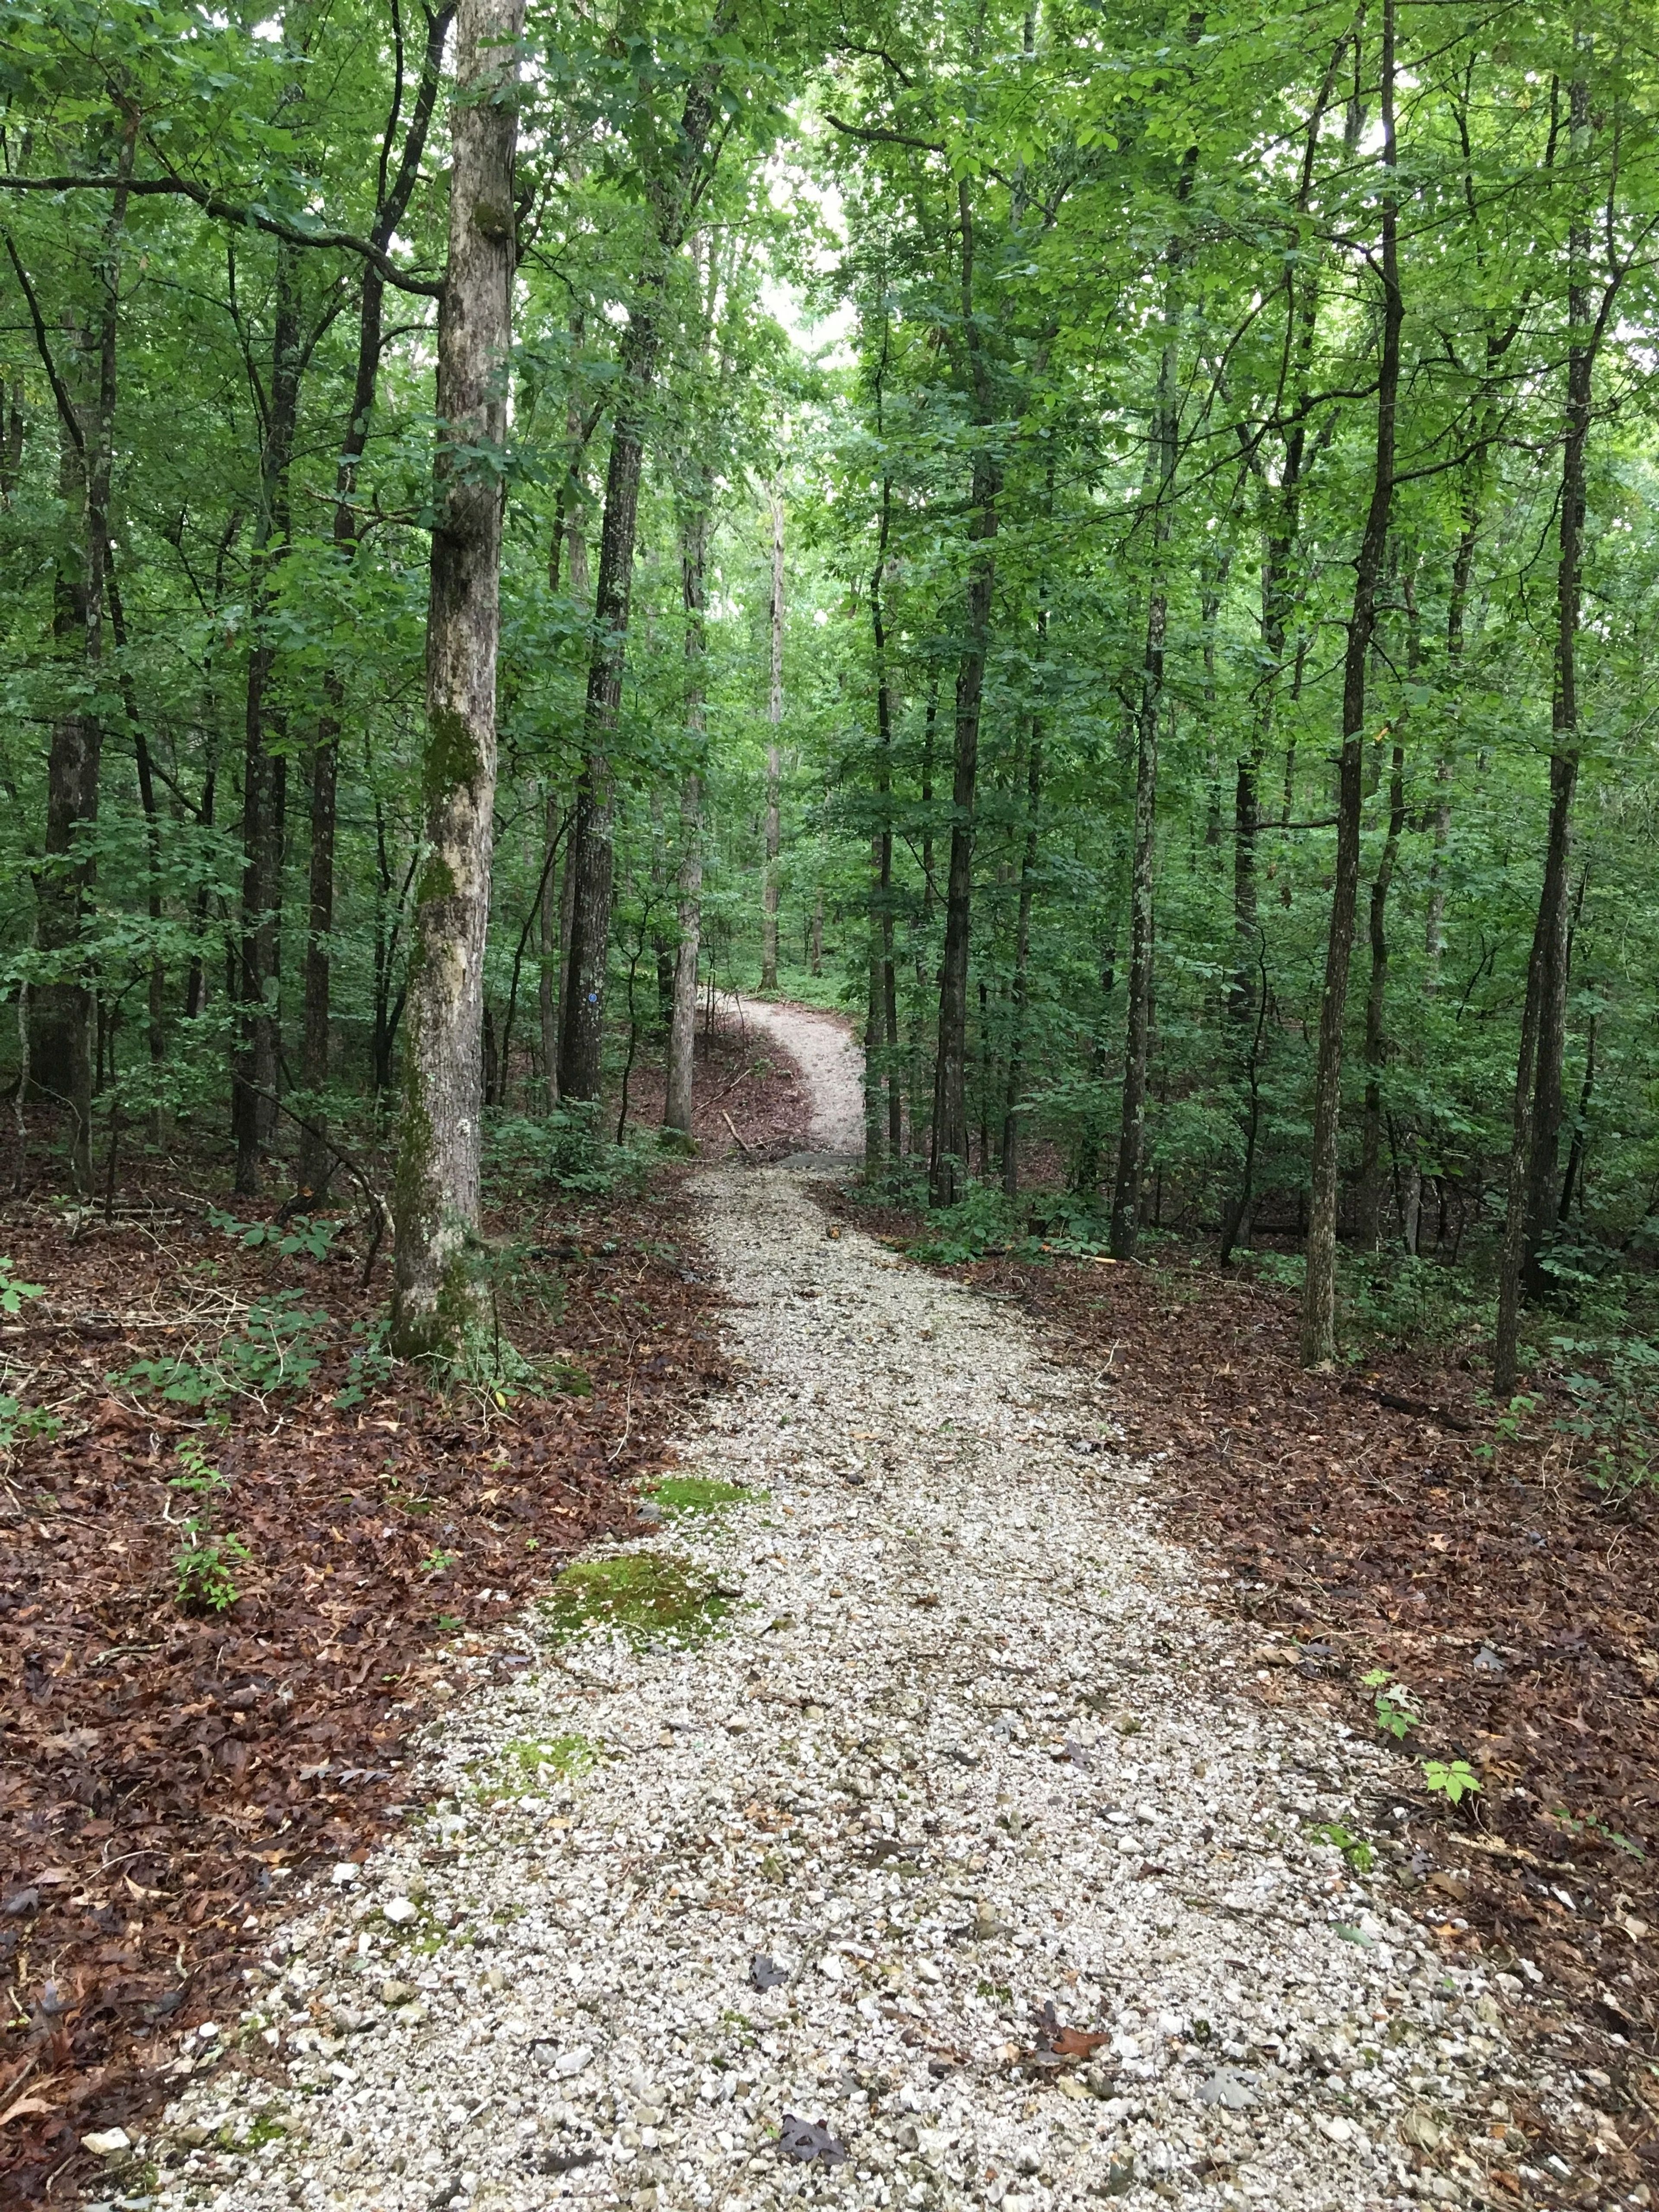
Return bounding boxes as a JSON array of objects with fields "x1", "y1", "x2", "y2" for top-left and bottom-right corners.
[
  {"x1": 423, "y1": 706, "x2": 482, "y2": 805},
  {"x1": 540, "y1": 1552, "x2": 733, "y2": 1648},
  {"x1": 646, "y1": 1475, "x2": 762, "y2": 1515},
  {"x1": 468, "y1": 1732, "x2": 600, "y2": 1800}
]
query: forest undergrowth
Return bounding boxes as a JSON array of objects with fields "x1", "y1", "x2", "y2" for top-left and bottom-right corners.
[
  {"x1": 829, "y1": 1179, "x2": 1659, "y2": 2101},
  {"x1": 0, "y1": 1018, "x2": 807, "y2": 2196}
]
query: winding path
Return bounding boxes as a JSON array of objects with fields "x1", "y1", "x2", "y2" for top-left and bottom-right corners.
[{"x1": 144, "y1": 1010, "x2": 1541, "y2": 2212}]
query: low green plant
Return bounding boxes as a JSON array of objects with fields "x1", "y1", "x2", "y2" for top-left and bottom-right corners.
[
  {"x1": 1550, "y1": 1334, "x2": 1659, "y2": 1492},
  {"x1": 1309, "y1": 1819, "x2": 1375, "y2": 1872},
  {"x1": 647, "y1": 1475, "x2": 760, "y2": 1515},
  {"x1": 1361, "y1": 1668, "x2": 1421, "y2": 1739},
  {"x1": 170, "y1": 1437, "x2": 251, "y2": 1612},
  {"x1": 1421, "y1": 1758, "x2": 1481, "y2": 1806},
  {"x1": 334, "y1": 1324, "x2": 397, "y2": 1409},
  {"x1": 0, "y1": 1256, "x2": 44, "y2": 1317},
  {"x1": 906, "y1": 1182, "x2": 1022, "y2": 1265},
  {"x1": 120, "y1": 1291, "x2": 330, "y2": 1409},
  {"x1": 207, "y1": 1208, "x2": 343, "y2": 1262}
]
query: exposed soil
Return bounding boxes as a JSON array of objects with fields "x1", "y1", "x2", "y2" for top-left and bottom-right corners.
[{"x1": 825, "y1": 1188, "x2": 1659, "y2": 2170}]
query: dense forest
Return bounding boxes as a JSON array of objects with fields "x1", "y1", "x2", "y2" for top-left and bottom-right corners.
[{"x1": 2, "y1": 0, "x2": 1658, "y2": 1400}]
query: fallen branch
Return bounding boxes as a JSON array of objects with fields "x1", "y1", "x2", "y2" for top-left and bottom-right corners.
[{"x1": 722, "y1": 1109, "x2": 752, "y2": 1155}]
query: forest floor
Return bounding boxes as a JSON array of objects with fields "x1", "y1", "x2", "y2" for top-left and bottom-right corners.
[
  {"x1": 77, "y1": 1004, "x2": 1646, "y2": 2212},
  {"x1": 0, "y1": 1014, "x2": 810, "y2": 2201}
]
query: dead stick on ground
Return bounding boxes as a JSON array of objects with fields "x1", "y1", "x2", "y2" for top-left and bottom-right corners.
[{"x1": 722, "y1": 1109, "x2": 752, "y2": 1155}]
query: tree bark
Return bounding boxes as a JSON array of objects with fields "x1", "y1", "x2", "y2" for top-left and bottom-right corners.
[
  {"x1": 234, "y1": 238, "x2": 302, "y2": 1195},
  {"x1": 1300, "y1": 0, "x2": 1402, "y2": 1367},
  {"x1": 1357, "y1": 737, "x2": 1406, "y2": 1248},
  {"x1": 300, "y1": 3, "x2": 453, "y2": 1199},
  {"x1": 760, "y1": 488, "x2": 784, "y2": 992},
  {"x1": 1109, "y1": 267, "x2": 1182, "y2": 1259},
  {"x1": 537, "y1": 788, "x2": 561, "y2": 1096},
  {"x1": 390, "y1": 0, "x2": 522, "y2": 1358},
  {"x1": 559, "y1": 70, "x2": 721, "y2": 1103},
  {"x1": 930, "y1": 181, "x2": 999, "y2": 1209},
  {"x1": 1496, "y1": 71, "x2": 1598, "y2": 1391},
  {"x1": 664, "y1": 491, "x2": 709, "y2": 1138},
  {"x1": 26, "y1": 129, "x2": 133, "y2": 1188},
  {"x1": 1001, "y1": 696, "x2": 1042, "y2": 1197}
]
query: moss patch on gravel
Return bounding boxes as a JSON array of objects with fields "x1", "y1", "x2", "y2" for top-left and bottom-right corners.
[
  {"x1": 646, "y1": 1475, "x2": 762, "y2": 1515},
  {"x1": 540, "y1": 1553, "x2": 733, "y2": 1647}
]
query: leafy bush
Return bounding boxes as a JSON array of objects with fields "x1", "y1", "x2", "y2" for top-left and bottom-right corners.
[{"x1": 906, "y1": 1182, "x2": 1023, "y2": 1265}]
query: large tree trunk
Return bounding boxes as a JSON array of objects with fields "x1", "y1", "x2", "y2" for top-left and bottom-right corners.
[
  {"x1": 760, "y1": 489, "x2": 783, "y2": 993},
  {"x1": 664, "y1": 493, "x2": 709, "y2": 1138},
  {"x1": 1300, "y1": 0, "x2": 1402, "y2": 1367},
  {"x1": 300, "y1": 4, "x2": 453, "y2": 1200},
  {"x1": 930, "y1": 182, "x2": 999, "y2": 1208},
  {"x1": 390, "y1": 0, "x2": 522, "y2": 1358},
  {"x1": 234, "y1": 239, "x2": 302, "y2": 1195}
]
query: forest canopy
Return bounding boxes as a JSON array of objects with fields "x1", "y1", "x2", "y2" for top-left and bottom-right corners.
[{"x1": 2, "y1": 0, "x2": 1658, "y2": 1391}]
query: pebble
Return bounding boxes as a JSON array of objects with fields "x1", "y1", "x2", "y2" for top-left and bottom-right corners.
[{"x1": 140, "y1": 1154, "x2": 1573, "y2": 2212}]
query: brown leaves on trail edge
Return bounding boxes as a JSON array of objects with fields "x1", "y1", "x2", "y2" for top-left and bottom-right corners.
[
  {"x1": 0, "y1": 1173, "x2": 726, "y2": 2201},
  {"x1": 824, "y1": 1190, "x2": 1659, "y2": 2089}
]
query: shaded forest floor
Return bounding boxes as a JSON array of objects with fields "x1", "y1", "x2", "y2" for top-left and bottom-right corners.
[
  {"x1": 0, "y1": 1014, "x2": 809, "y2": 2198},
  {"x1": 827, "y1": 1187, "x2": 1659, "y2": 2169}
]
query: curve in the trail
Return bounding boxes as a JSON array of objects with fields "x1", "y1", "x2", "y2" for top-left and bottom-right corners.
[
  {"x1": 145, "y1": 1046, "x2": 1561, "y2": 2212},
  {"x1": 718, "y1": 995, "x2": 866, "y2": 1156}
]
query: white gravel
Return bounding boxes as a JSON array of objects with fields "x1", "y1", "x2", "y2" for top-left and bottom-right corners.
[
  {"x1": 717, "y1": 997, "x2": 864, "y2": 1154},
  {"x1": 126, "y1": 1071, "x2": 1557, "y2": 2212}
]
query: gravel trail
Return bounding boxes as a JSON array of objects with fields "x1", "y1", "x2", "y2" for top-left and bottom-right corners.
[
  {"x1": 716, "y1": 996, "x2": 865, "y2": 1154},
  {"x1": 138, "y1": 1020, "x2": 1540, "y2": 2212}
]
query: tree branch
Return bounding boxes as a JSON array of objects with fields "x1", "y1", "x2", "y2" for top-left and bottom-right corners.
[{"x1": 0, "y1": 172, "x2": 445, "y2": 296}]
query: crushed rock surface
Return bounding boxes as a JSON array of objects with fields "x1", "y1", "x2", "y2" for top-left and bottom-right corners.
[
  {"x1": 132, "y1": 1160, "x2": 1558, "y2": 2212},
  {"x1": 715, "y1": 997, "x2": 864, "y2": 1154}
]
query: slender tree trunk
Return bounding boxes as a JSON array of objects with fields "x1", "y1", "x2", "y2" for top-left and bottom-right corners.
[
  {"x1": 930, "y1": 182, "x2": 999, "y2": 1209},
  {"x1": 557, "y1": 313, "x2": 654, "y2": 1103},
  {"x1": 390, "y1": 0, "x2": 522, "y2": 1357},
  {"x1": 299, "y1": 7, "x2": 453, "y2": 1196},
  {"x1": 560, "y1": 73, "x2": 720, "y2": 1103},
  {"x1": 1109, "y1": 289, "x2": 1181, "y2": 1259},
  {"x1": 28, "y1": 133, "x2": 133, "y2": 1187},
  {"x1": 1357, "y1": 738, "x2": 1406, "y2": 1248},
  {"x1": 538, "y1": 789, "x2": 561, "y2": 1097},
  {"x1": 1300, "y1": 0, "x2": 1402, "y2": 1367},
  {"x1": 1496, "y1": 71, "x2": 1597, "y2": 1390},
  {"x1": 234, "y1": 239, "x2": 302, "y2": 1195},
  {"x1": 664, "y1": 495, "x2": 709, "y2": 1138},
  {"x1": 1001, "y1": 700, "x2": 1042, "y2": 1197},
  {"x1": 760, "y1": 489, "x2": 783, "y2": 992}
]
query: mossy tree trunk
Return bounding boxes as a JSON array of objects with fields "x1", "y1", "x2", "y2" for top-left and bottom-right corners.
[{"x1": 391, "y1": 0, "x2": 522, "y2": 1359}]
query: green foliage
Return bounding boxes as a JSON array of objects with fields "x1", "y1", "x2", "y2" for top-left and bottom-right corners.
[
  {"x1": 119, "y1": 1293, "x2": 331, "y2": 1409},
  {"x1": 1421, "y1": 1759, "x2": 1481, "y2": 1807},
  {"x1": 207, "y1": 1209, "x2": 343, "y2": 1262},
  {"x1": 1360, "y1": 1669, "x2": 1421, "y2": 1741},
  {"x1": 1308, "y1": 1820, "x2": 1375, "y2": 1873},
  {"x1": 0, "y1": 1259, "x2": 44, "y2": 1318},
  {"x1": 905, "y1": 1182, "x2": 1022, "y2": 1265},
  {"x1": 169, "y1": 1437, "x2": 251, "y2": 1613}
]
